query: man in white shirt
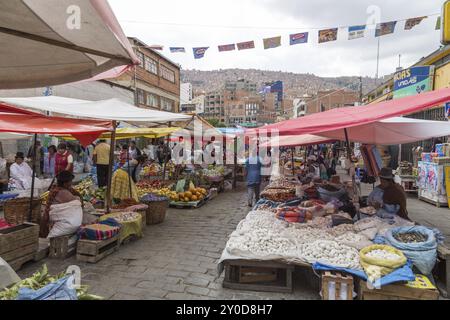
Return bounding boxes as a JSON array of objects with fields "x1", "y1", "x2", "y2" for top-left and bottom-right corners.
[{"x1": 9, "y1": 152, "x2": 33, "y2": 190}]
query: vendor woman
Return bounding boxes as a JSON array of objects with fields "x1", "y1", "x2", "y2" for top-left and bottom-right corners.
[
  {"x1": 40, "y1": 170, "x2": 83, "y2": 237},
  {"x1": 367, "y1": 167, "x2": 409, "y2": 220}
]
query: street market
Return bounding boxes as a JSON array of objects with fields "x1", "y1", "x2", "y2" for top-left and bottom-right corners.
[{"x1": 2, "y1": 0, "x2": 450, "y2": 305}]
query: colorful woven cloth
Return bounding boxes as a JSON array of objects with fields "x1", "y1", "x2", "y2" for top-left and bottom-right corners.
[
  {"x1": 99, "y1": 211, "x2": 143, "y2": 244},
  {"x1": 77, "y1": 218, "x2": 121, "y2": 240},
  {"x1": 275, "y1": 207, "x2": 313, "y2": 223}
]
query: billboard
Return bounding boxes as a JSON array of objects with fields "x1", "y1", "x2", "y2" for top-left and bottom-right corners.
[{"x1": 393, "y1": 66, "x2": 434, "y2": 99}]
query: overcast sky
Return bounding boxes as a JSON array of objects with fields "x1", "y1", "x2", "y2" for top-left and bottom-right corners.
[{"x1": 109, "y1": 0, "x2": 444, "y2": 78}]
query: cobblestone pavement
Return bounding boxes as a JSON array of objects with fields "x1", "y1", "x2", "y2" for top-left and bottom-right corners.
[
  {"x1": 18, "y1": 183, "x2": 320, "y2": 300},
  {"x1": 16, "y1": 177, "x2": 450, "y2": 300}
]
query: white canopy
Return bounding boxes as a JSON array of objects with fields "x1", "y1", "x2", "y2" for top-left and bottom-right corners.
[
  {"x1": 264, "y1": 117, "x2": 450, "y2": 147},
  {"x1": 0, "y1": 132, "x2": 31, "y2": 140},
  {"x1": 0, "y1": 96, "x2": 192, "y2": 123},
  {"x1": 0, "y1": 0, "x2": 138, "y2": 89}
]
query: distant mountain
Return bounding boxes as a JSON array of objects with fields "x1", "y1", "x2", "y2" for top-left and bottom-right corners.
[{"x1": 181, "y1": 68, "x2": 379, "y2": 97}]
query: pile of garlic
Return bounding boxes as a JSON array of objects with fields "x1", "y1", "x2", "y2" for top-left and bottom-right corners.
[
  {"x1": 225, "y1": 210, "x2": 365, "y2": 269},
  {"x1": 297, "y1": 240, "x2": 361, "y2": 269},
  {"x1": 365, "y1": 249, "x2": 403, "y2": 261}
]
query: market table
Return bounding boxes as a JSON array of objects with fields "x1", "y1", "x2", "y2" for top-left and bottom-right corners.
[{"x1": 99, "y1": 212, "x2": 143, "y2": 244}]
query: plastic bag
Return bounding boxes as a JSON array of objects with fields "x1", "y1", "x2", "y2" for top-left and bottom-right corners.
[
  {"x1": 17, "y1": 275, "x2": 77, "y2": 300},
  {"x1": 360, "y1": 244, "x2": 407, "y2": 283},
  {"x1": 48, "y1": 200, "x2": 83, "y2": 238},
  {"x1": 385, "y1": 226, "x2": 437, "y2": 275},
  {"x1": 317, "y1": 186, "x2": 346, "y2": 202}
]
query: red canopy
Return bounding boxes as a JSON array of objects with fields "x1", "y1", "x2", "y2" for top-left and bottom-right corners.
[
  {"x1": 249, "y1": 88, "x2": 450, "y2": 136},
  {"x1": 0, "y1": 108, "x2": 112, "y2": 146}
]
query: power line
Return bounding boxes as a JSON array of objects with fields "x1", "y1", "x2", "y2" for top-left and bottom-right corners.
[{"x1": 119, "y1": 13, "x2": 439, "y2": 31}]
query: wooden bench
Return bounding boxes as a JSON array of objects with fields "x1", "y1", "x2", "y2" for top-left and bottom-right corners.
[{"x1": 223, "y1": 259, "x2": 294, "y2": 293}]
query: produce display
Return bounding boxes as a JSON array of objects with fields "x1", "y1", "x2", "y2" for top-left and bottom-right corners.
[
  {"x1": 174, "y1": 187, "x2": 208, "y2": 202},
  {"x1": 0, "y1": 265, "x2": 102, "y2": 300},
  {"x1": 225, "y1": 210, "x2": 364, "y2": 269},
  {"x1": 111, "y1": 211, "x2": 141, "y2": 223},
  {"x1": 393, "y1": 231, "x2": 428, "y2": 243},
  {"x1": 141, "y1": 163, "x2": 162, "y2": 177},
  {"x1": 260, "y1": 188, "x2": 296, "y2": 202},
  {"x1": 203, "y1": 166, "x2": 225, "y2": 178},
  {"x1": 267, "y1": 176, "x2": 297, "y2": 190},
  {"x1": 365, "y1": 248, "x2": 403, "y2": 261},
  {"x1": 112, "y1": 198, "x2": 139, "y2": 209},
  {"x1": 141, "y1": 193, "x2": 169, "y2": 202},
  {"x1": 360, "y1": 206, "x2": 377, "y2": 216}
]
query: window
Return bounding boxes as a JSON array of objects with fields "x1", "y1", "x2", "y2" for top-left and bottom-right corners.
[
  {"x1": 161, "y1": 97, "x2": 174, "y2": 111},
  {"x1": 136, "y1": 89, "x2": 145, "y2": 105},
  {"x1": 146, "y1": 93, "x2": 159, "y2": 108},
  {"x1": 136, "y1": 51, "x2": 144, "y2": 67},
  {"x1": 160, "y1": 65, "x2": 175, "y2": 83},
  {"x1": 144, "y1": 56, "x2": 158, "y2": 74}
]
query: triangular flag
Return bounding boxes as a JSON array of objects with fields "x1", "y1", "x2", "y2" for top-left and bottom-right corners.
[
  {"x1": 237, "y1": 41, "x2": 255, "y2": 50},
  {"x1": 436, "y1": 16, "x2": 441, "y2": 30}
]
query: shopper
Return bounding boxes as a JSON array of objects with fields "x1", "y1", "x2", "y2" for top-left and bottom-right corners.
[
  {"x1": 55, "y1": 143, "x2": 74, "y2": 176},
  {"x1": 27, "y1": 140, "x2": 45, "y2": 176},
  {"x1": 93, "y1": 139, "x2": 110, "y2": 188},
  {"x1": 43, "y1": 145, "x2": 57, "y2": 178},
  {"x1": 245, "y1": 153, "x2": 262, "y2": 207},
  {"x1": 129, "y1": 141, "x2": 141, "y2": 160},
  {"x1": 119, "y1": 144, "x2": 129, "y2": 167}
]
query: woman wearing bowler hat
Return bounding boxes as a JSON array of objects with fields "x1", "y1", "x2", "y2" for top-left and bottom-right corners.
[
  {"x1": 9, "y1": 152, "x2": 33, "y2": 190},
  {"x1": 367, "y1": 167, "x2": 409, "y2": 220}
]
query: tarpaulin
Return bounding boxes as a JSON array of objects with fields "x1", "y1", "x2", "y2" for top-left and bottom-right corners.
[
  {"x1": 0, "y1": 0, "x2": 139, "y2": 89},
  {"x1": 312, "y1": 261, "x2": 415, "y2": 287},
  {"x1": 0, "y1": 111, "x2": 111, "y2": 146},
  {"x1": 248, "y1": 88, "x2": 450, "y2": 137}
]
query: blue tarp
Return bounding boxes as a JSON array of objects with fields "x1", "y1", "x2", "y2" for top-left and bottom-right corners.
[{"x1": 313, "y1": 261, "x2": 415, "y2": 287}]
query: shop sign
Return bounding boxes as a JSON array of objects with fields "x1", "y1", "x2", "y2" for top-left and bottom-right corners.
[{"x1": 393, "y1": 66, "x2": 434, "y2": 99}]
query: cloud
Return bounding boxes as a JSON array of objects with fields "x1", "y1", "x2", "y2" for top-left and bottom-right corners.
[{"x1": 109, "y1": 0, "x2": 443, "y2": 77}]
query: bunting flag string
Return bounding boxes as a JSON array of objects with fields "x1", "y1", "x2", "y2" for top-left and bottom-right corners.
[{"x1": 136, "y1": 14, "x2": 440, "y2": 59}]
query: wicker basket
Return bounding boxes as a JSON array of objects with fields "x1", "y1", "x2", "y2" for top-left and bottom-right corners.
[
  {"x1": 3, "y1": 197, "x2": 42, "y2": 225},
  {"x1": 140, "y1": 199, "x2": 168, "y2": 225}
]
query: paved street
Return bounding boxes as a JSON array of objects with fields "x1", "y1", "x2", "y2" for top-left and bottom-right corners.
[
  {"x1": 14, "y1": 177, "x2": 450, "y2": 300},
  {"x1": 17, "y1": 183, "x2": 319, "y2": 300}
]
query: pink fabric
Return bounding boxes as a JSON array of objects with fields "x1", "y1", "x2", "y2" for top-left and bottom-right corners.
[{"x1": 248, "y1": 88, "x2": 450, "y2": 136}]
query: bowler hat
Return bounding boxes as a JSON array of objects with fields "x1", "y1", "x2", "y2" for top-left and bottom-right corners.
[
  {"x1": 56, "y1": 170, "x2": 75, "y2": 183},
  {"x1": 379, "y1": 167, "x2": 394, "y2": 180},
  {"x1": 15, "y1": 152, "x2": 24, "y2": 159}
]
